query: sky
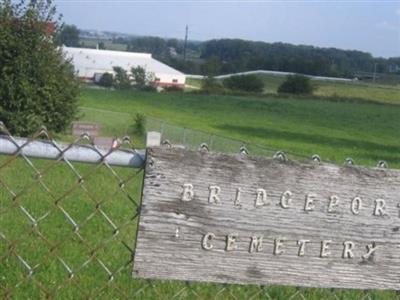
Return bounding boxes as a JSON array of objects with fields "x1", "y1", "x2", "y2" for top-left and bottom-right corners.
[{"x1": 55, "y1": 0, "x2": 400, "y2": 58}]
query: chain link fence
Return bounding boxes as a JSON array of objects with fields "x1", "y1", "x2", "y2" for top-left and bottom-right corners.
[
  {"x1": 146, "y1": 117, "x2": 311, "y2": 162},
  {"x1": 1, "y1": 122, "x2": 399, "y2": 299}
]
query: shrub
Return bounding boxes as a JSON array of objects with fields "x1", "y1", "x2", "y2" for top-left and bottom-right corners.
[
  {"x1": 139, "y1": 85, "x2": 157, "y2": 92},
  {"x1": 163, "y1": 85, "x2": 184, "y2": 92},
  {"x1": 132, "y1": 113, "x2": 146, "y2": 136},
  {"x1": 98, "y1": 73, "x2": 114, "y2": 87},
  {"x1": 131, "y1": 66, "x2": 155, "y2": 89},
  {"x1": 0, "y1": 0, "x2": 79, "y2": 136},
  {"x1": 131, "y1": 66, "x2": 147, "y2": 87},
  {"x1": 278, "y1": 74, "x2": 315, "y2": 95},
  {"x1": 222, "y1": 75, "x2": 264, "y2": 93},
  {"x1": 201, "y1": 76, "x2": 224, "y2": 93}
]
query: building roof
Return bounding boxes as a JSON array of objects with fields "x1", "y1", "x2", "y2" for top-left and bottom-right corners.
[{"x1": 63, "y1": 47, "x2": 185, "y2": 77}]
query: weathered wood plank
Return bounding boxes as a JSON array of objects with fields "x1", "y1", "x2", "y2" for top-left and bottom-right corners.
[{"x1": 133, "y1": 147, "x2": 400, "y2": 290}]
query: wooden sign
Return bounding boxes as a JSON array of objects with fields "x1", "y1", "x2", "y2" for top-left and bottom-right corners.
[
  {"x1": 72, "y1": 122, "x2": 100, "y2": 137},
  {"x1": 133, "y1": 147, "x2": 400, "y2": 290}
]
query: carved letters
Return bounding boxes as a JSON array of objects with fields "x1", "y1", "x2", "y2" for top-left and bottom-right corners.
[
  {"x1": 183, "y1": 183, "x2": 389, "y2": 261},
  {"x1": 181, "y1": 183, "x2": 395, "y2": 217},
  {"x1": 201, "y1": 233, "x2": 377, "y2": 261}
]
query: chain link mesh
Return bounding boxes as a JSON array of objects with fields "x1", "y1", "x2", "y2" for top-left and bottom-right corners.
[{"x1": 1, "y1": 124, "x2": 399, "y2": 299}]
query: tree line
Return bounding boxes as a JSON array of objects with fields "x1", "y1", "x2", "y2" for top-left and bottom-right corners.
[{"x1": 58, "y1": 25, "x2": 400, "y2": 79}]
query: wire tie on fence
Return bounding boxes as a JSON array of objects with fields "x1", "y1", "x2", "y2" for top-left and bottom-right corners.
[
  {"x1": 239, "y1": 145, "x2": 249, "y2": 155},
  {"x1": 345, "y1": 157, "x2": 354, "y2": 166},
  {"x1": 311, "y1": 154, "x2": 321, "y2": 163},
  {"x1": 273, "y1": 151, "x2": 287, "y2": 162},
  {"x1": 377, "y1": 160, "x2": 388, "y2": 169},
  {"x1": 161, "y1": 139, "x2": 172, "y2": 148},
  {"x1": 198, "y1": 143, "x2": 209, "y2": 152}
]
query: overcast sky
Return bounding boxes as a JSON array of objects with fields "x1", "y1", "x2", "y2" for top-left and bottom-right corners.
[{"x1": 55, "y1": 1, "x2": 400, "y2": 58}]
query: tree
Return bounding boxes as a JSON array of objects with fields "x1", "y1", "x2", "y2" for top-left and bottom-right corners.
[
  {"x1": 0, "y1": 0, "x2": 79, "y2": 136},
  {"x1": 58, "y1": 24, "x2": 80, "y2": 47},
  {"x1": 222, "y1": 75, "x2": 265, "y2": 93},
  {"x1": 131, "y1": 66, "x2": 146, "y2": 87},
  {"x1": 200, "y1": 56, "x2": 221, "y2": 76},
  {"x1": 278, "y1": 74, "x2": 315, "y2": 95},
  {"x1": 112, "y1": 66, "x2": 130, "y2": 89},
  {"x1": 131, "y1": 66, "x2": 155, "y2": 89}
]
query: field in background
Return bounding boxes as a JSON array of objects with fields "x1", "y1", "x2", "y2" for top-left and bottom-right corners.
[
  {"x1": 79, "y1": 38, "x2": 127, "y2": 51},
  {"x1": 187, "y1": 74, "x2": 400, "y2": 105},
  {"x1": 79, "y1": 88, "x2": 400, "y2": 169}
]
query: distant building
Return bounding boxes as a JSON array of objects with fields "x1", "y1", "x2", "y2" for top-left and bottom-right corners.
[{"x1": 63, "y1": 47, "x2": 186, "y2": 87}]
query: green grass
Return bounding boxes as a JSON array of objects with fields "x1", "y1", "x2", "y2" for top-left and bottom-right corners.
[
  {"x1": 314, "y1": 81, "x2": 400, "y2": 105},
  {"x1": 80, "y1": 88, "x2": 400, "y2": 168},
  {"x1": 2, "y1": 87, "x2": 400, "y2": 299},
  {"x1": 188, "y1": 74, "x2": 400, "y2": 105}
]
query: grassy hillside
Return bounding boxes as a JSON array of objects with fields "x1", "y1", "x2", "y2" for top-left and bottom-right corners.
[
  {"x1": 80, "y1": 88, "x2": 400, "y2": 168},
  {"x1": 187, "y1": 75, "x2": 400, "y2": 105}
]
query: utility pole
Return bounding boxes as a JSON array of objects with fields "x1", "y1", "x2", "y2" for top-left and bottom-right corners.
[
  {"x1": 373, "y1": 62, "x2": 377, "y2": 83},
  {"x1": 183, "y1": 25, "x2": 188, "y2": 61}
]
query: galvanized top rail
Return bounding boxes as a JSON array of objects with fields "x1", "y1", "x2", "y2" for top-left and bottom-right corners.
[{"x1": 0, "y1": 135, "x2": 146, "y2": 168}]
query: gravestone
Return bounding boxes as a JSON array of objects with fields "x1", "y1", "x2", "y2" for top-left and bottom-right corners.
[{"x1": 133, "y1": 147, "x2": 400, "y2": 290}]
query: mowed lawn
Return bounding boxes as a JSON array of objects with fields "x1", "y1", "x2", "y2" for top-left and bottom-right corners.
[
  {"x1": 80, "y1": 88, "x2": 400, "y2": 168},
  {"x1": 1, "y1": 87, "x2": 400, "y2": 299}
]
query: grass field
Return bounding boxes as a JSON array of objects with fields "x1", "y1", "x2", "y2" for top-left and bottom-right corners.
[
  {"x1": 187, "y1": 74, "x2": 400, "y2": 105},
  {"x1": 1, "y1": 86, "x2": 400, "y2": 299},
  {"x1": 80, "y1": 88, "x2": 400, "y2": 168}
]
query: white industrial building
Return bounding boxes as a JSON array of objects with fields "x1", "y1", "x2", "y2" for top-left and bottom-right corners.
[{"x1": 63, "y1": 47, "x2": 186, "y2": 88}]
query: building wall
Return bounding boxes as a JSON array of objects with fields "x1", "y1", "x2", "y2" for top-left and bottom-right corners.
[
  {"x1": 153, "y1": 73, "x2": 186, "y2": 87},
  {"x1": 64, "y1": 47, "x2": 186, "y2": 87}
]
